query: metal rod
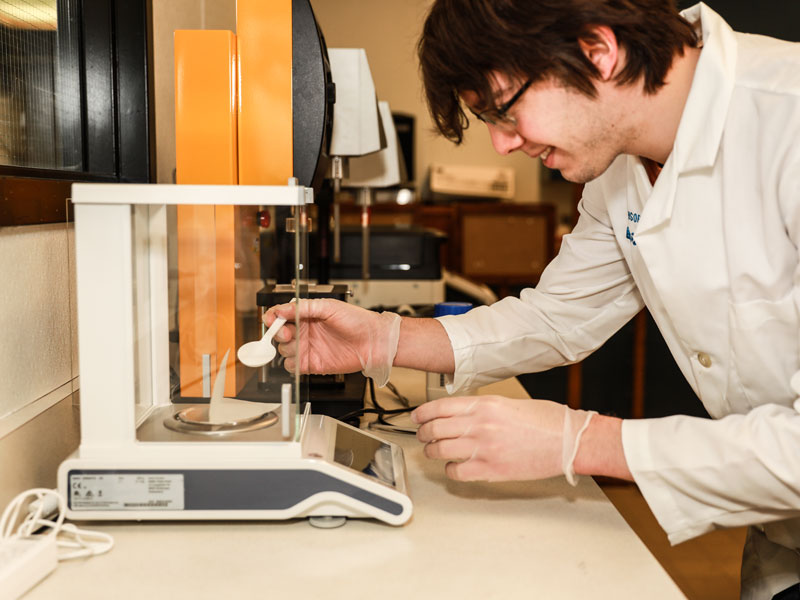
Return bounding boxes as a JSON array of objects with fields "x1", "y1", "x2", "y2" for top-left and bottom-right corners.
[
  {"x1": 331, "y1": 157, "x2": 343, "y2": 263},
  {"x1": 359, "y1": 187, "x2": 371, "y2": 281}
]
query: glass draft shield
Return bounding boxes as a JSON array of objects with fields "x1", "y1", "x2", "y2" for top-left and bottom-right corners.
[{"x1": 71, "y1": 183, "x2": 311, "y2": 446}]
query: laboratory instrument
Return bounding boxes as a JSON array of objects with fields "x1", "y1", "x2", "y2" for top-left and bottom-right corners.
[{"x1": 57, "y1": 183, "x2": 412, "y2": 526}]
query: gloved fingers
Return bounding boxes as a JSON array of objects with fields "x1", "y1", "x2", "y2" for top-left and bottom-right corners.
[
  {"x1": 274, "y1": 322, "x2": 296, "y2": 344},
  {"x1": 263, "y1": 302, "x2": 294, "y2": 326},
  {"x1": 415, "y1": 415, "x2": 474, "y2": 444},
  {"x1": 276, "y1": 341, "x2": 296, "y2": 360},
  {"x1": 282, "y1": 356, "x2": 296, "y2": 372},
  {"x1": 297, "y1": 297, "x2": 348, "y2": 320},
  {"x1": 410, "y1": 396, "x2": 479, "y2": 426},
  {"x1": 275, "y1": 325, "x2": 298, "y2": 358},
  {"x1": 444, "y1": 459, "x2": 487, "y2": 482},
  {"x1": 281, "y1": 341, "x2": 317, "y2": 374},
  {"x1": 264, "y1": 297, "x2": 343, "y2": 327},
  {"x1": 422, "y1": 437, "x2": 476, "y2": 461}
]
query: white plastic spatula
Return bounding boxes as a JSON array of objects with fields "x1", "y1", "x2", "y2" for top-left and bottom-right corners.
[{"x1": 236, "y1": 316, "x2": 287, "y2": 368}]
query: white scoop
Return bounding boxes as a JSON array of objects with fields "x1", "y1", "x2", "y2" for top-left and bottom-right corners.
[{"x1": 237, "y1": 317, "x2": 287, "y2": 368}]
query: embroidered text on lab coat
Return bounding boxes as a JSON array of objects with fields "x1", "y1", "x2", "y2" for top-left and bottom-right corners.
[{"x1": 626, "y1": 211, "x2": 640, "y2": 246}]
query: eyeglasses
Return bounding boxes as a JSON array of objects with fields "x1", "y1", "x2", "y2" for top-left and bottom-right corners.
[{"x1": 470, "y1": 78, "x2": 532, "y2": 132}]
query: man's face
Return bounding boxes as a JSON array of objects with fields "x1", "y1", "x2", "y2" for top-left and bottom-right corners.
[{"x1": 463, "y1": 72, "x2": 633, "y2": 183}]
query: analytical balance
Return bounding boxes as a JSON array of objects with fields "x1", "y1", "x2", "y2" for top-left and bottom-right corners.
[{"x1": 57, "y1": 183, "x2": 412, "y2": 526}]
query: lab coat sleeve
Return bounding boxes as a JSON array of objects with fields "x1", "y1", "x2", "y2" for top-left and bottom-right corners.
[
  {"x1": 623, "y1": 402, "x2": 800, "y2": 545},
  {"x1": 438, "y1": 179, "x2": 644, "y2": 392},
  {"x1": 623, "y1": 154, "x2": 800, "y2": 546}
]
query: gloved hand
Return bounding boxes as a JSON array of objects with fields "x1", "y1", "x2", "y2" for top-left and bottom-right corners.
[
  {"x1": 411, "y1": 395, "x2": 596, "y2": 484},
  {"x1": 264, "y1": 298, "x2": 401, "y2": 387}
]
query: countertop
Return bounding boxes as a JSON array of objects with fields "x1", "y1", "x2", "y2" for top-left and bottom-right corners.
[{"x1": 25, "y1": 369, "x2": 685, "y2": 599}]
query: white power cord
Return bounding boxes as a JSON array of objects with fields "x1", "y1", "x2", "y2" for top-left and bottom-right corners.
[{"x1": 0, "y1": 488, "x2": 113, "y2": 561}]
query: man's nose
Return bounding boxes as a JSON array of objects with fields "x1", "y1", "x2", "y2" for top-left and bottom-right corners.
[{"x1": 488, "y1": 126, "x2": 523, "y2": 155}]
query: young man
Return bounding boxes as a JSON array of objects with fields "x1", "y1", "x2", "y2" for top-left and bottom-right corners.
[{"x1": 268, "y1": 2, "x2": 800, "y2": 596}]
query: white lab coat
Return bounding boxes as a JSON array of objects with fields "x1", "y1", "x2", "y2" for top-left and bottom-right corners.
[{"x1": 437, "y1": 4, "x2": 800, "y2": 598}]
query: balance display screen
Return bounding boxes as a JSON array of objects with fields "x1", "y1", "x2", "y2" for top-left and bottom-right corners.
[{"x1": 333, "y1": 425, "x2": 395, "y2": 487}]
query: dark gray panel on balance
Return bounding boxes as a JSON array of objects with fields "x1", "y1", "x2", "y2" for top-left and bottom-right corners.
[{"x1": 69, "y1": 469, "x2": 403, "y2": 516}]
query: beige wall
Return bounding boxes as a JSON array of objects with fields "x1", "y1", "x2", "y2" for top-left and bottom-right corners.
[
  {"x1": 0, "y1": 224, "x2": 77, "y2": 422},
  {"x1": 0, "y1": 396, "x2": 80, "y2": 510},
  {"x1": 311, "y1": 0, "x2": 541, "y2": 203},
  {"x1": 0, "y1": 223, "x2": 80, "y2": 508}
]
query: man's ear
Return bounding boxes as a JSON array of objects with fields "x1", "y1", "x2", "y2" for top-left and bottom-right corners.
[{"x1": 578, "y1": 25, "x2": 619, "y2": 81}]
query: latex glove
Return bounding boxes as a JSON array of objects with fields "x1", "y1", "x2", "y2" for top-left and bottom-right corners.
[
  {"x1": 411, "y1": 395, "x2": 595, "y2": 484},
  {"x1": 265, "y1": 298, "x2": 401, "y2": 387}
]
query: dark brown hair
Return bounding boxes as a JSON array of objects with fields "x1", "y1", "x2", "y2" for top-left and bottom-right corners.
[{"x1": 418, "y1": 0, "x2": 698, "y2": 143}]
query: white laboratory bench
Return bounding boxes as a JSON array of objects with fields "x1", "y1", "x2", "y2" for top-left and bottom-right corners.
[{"x1": 25, "y1": 369, "x2": 685, "y2": 599}]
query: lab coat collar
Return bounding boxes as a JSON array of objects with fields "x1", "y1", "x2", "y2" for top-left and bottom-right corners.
[
  {"x1": 636, "y1": 3, "x2": 737, "y2": 235},
  {"x1": 672, "y1": 2, "x2": 738, "y2": 173}
]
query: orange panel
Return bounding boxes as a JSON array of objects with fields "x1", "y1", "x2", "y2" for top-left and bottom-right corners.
[
  {"x1": 175, "y1": 30, "x2": 246, "y2": 398},
  {"x1": 236, "y1": 0, "x2": 293, "y2": 184},
  {"x1": 213, "y1": 205, "x2": 260, "y2": 398},
  {"x1": 176, "y1": 204, "x2": 218, "y2": 398},
  {"x1": 175, "y1": 30, "x2": 238, "y2": 185},
  {"x1": 214, "y1": 205, "x2": 236, "y2": 396}
]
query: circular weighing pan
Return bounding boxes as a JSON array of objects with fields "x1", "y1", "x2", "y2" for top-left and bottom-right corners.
[{"x1": 163, "y1": 405, "x2": 279, "y2": 436}]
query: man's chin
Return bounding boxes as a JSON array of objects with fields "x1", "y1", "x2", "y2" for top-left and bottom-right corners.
[
  {"x1": 556, "y1": 158, "x2": 615, "y2": 184},
  {"x1": 557, "y1": 168, "x2": 598, "y2": 184}
]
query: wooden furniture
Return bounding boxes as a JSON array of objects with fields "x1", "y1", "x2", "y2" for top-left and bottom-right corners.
[
  {"x1": 458, "y1": 203, "x2": 555, "y2": 296},
  {"x1": 337, "y1": 200, "x2": 556, "y2": 295}
]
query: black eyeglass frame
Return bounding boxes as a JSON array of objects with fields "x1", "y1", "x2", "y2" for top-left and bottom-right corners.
[{"x1": 470, "y1": 78, "x2": 533, "y2": 128}]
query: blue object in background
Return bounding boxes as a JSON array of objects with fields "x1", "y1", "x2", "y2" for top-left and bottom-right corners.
[{"x1": 433, "y1": 302, "x2": 473, "y2": 317}]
